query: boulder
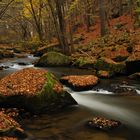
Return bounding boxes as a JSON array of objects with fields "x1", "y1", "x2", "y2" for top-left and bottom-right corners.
[
  {"x1": 72, "y1": 57, "x2": 96, "y2": 68},
  {"x1": 111, "y1": 84, "x2": 137, "y2": 95},
  {"x1": 0, "y1": 112, "x2": 24, "y2": 137},
  {"x1": 86, "y1": 117, "x2": 121, "y2": 131},
  {"x1": 2, "y1": 50, "x2": 14, "y2": 58},
  {"x1": 97, "y1": 70, "x2": 114, "y2": 78},
  {"x1": 35, "y1": 52, "x2": 71, "y2": 67},
  {"x1": 94, "y1": 57, "x2": 126, "y2": 74},
  {"x1": 60, "y1": 75, "x2": 99, "y2": 91},
  {"x1": 129, "y1": 72, "x2": 140, "y2": 80},
  {"x1": 0, "y1": 68, "x2": 77, "y2": 114}
]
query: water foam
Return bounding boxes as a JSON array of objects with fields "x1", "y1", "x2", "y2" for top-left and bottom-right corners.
[{"x1": 10, "y1": 64, "x2": 34, "y2": 70}]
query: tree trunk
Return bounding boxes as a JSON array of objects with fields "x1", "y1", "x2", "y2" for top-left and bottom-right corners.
[
  {"x1": 55, "y1": 0, "x2": 70, "y2": 54},
  {"x1": 99, "y1": 0, "x2": 106, "y2": 36}
]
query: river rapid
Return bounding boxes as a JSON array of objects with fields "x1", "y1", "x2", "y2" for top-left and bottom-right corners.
[{"x1": 0, "y1": 56, "x2": 140, "y2": 140}]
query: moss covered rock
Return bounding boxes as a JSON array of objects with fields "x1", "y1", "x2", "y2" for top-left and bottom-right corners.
[
  {"x1": 94, "y1": 57, "x2": 126, "y2": 74},
  {"x1": 35, "y1": 52, "x2": 71, "y2": 67},
  {"x1": 72, "y1": 57, "x2": 96, "y2": 68},
  {"x1": 0, "y1": 68, "x2": 77, "y2": 114}
]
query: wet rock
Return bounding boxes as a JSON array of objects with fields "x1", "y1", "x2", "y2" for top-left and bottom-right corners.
[
  {"x1": 0, "y1": 66, "x2": 9, "y2": 70},
  {"x1": 87, "y1": 117, "x2": 121, "y2": 131},
  {"x1": 2, "y1": 50, "x2": 14, "y2": 58},
  {"x1": 35, "y1": 52, "x2": 71, "y2": 67},
  {"x1": 111, "y1": 84, "x2": 137, "y2": 95},
  {"x1": 0, "y1": 112, "x2": 25, "y2": 138},
  {"x1": 60, "y1": 75, "x2": 99, "y2": 91},
  {"x1": 0, "y1": 68, "x2": 77, "y2": 114},
  {"x1": 97, "y1": 70, "x2": 114, "y2": 78},
  {"x1": 17, "y1": 62, "x2": 30, "y2": 66},
  {"x1": 94, "y1": 57, "x2": 126, "y2": 74},
  {"x1": 129, "y1": 72, "x2": 140, "y2": 80}
]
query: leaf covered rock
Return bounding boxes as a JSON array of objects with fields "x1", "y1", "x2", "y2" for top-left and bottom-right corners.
[{"x1": 0, "y1": 68, "x2": 77, "y2": 114}]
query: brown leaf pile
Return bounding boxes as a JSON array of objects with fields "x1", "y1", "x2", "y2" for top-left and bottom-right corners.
[
  {"x1": 0, "y1": 68, "x2": 47, "y2": 96},
  {"x1": 61, "y1": 75, "x2": 99, "y2": 87},
  {"x1": 0, "y1": 112, "x2": 20, "y2": 131},
  {"x1": 88, "y1": 117, "x2": 121, "y2": 129}
]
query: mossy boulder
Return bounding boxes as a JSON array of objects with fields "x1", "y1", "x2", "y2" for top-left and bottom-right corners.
[
  {"x1": 97, "y1": 70, "x2": 114, "y2": 78},
  {"x1": 94, "y1": 57, "x2": 126, "y2": 74},
  {"x1": 0, "y1": 68, "x2": 77, "y2": 114},
  {"x1": 35, "y1": 52, "x2": 71, "y2": 67},
  {"x1": 72, "y1": 57, "x2": 96, "y2": 68},
  {"x1": 60, "y1": 75, "x2": 99, "y2": 91}
]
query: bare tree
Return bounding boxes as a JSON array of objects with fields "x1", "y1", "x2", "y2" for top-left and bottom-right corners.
[{"x1": 0, "y1": 0, "x2": 15, "y2": 19}]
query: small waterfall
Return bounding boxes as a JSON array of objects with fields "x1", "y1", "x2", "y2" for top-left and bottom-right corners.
[
  {"x1": 136, "y1": 90, "x2": 140, "y2": 95},
  {"x1": 10, "y1": 64, "x2": 34, "y2": 70},
  {"x1": 65, "y1": 87, "x2": 140, "y2": 129}
]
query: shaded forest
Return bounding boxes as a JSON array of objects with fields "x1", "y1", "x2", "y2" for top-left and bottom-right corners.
[{"x1": 0, "y1": 0, "x2": 140, "y2": 54}]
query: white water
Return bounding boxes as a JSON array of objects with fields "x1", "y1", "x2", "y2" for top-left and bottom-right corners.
[
  {"x1": 65, "y1": 88, "x2": 140, "y2": 129},
  {"x1": 136, "y1": 90, "x2": 140, "y2": 95},
  {"x1": 10, "y1": 64, "x2": 34, "y2": 70},
  {"x1": 64, "y1": 86, "x2": 113, "y2": 95}
]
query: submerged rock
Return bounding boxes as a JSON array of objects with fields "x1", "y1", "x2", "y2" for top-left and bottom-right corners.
[
  {"x1": 0, "y1": 68, "x2": 77, "y2": 114},
  {"x1": 60, "y1": 75, "x2": 99, "y2": 91},
  {"x1": 87, "y1": 117, "x2": 121, "y2": 131},
  {"x1": 35, "y1": 51, "x2": 71, "y2": 67},
  {"x1": 0, "y1": 112, "x2": 25, "y2": 137}
]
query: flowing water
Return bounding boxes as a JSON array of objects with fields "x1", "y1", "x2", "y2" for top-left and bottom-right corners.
[{"x1": 0, "y1": 56, "x2": 140, "y2": 140}]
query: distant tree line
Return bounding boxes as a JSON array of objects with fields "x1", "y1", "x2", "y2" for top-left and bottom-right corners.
[{"x1": 0, "y1": 0, "x2": 140, "y2": 54}]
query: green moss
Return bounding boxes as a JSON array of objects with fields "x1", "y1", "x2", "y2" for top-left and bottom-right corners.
[
  {"x1": 36, "y1": 51, "x2": 71, "y2": 66},
  {"x1": 94, "y1": 58, "x2": 126, "y2": 74},
  {"x1": 73, "y1": 57, "x2": 96, "y2": 68}
]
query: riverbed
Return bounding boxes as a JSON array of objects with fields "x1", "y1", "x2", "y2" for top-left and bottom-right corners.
[{"x1": 0, "y1": 56, "x2": 140, "y2": 140}]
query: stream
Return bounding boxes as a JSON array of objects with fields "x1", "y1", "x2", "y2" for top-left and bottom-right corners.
[{"x1": 0, "y1": 55, "x2": 140, "y2": 140}]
